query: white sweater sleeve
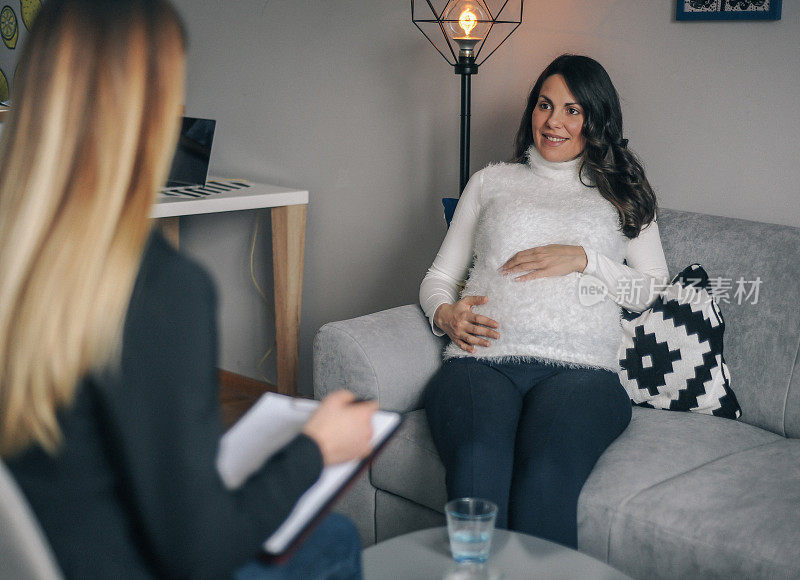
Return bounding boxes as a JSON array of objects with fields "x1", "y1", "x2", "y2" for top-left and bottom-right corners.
[
  {"x1": 581, "y1": 219, "x2": 671, "y2": 312},
  {"x1": 419, "y1": 171, "x2": 484, "y2": 336}
]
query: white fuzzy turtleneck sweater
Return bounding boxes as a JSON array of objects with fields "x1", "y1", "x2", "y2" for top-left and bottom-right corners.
[{"x1": 420, "y1": 146, "x2": 670, "y2": 372}]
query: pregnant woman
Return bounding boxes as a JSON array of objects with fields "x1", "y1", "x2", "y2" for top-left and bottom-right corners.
[{"x1": 420, "y1": 54, "x2": 670, "y2": 548}]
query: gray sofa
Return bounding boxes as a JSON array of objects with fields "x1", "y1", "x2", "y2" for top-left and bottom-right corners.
[{"x1": 314, "y1": 208, "x2": 800, "y2": 579}]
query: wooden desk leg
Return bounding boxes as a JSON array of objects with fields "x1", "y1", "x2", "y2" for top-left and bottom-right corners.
[
  {"x1": 271, "y1": 204, "x2": 306, "y2": 397},
  {"x1": 158, "y1": 216, "x2": 180, "y2": 249}
]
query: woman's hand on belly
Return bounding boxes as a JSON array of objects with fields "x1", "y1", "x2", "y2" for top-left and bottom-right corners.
[
  {"x1": 434, "y1": 296, "x2": 500, "y2": 354},
  {"x1": 500, "y1": 244, "x2": 588, "y2": 282}
]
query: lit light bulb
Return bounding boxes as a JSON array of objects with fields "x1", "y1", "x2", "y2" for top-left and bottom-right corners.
[
  {"x1": 459, "y1": 10, "x2": 477, "y2": 36},
  {"x1": 444, "y1": 1, "x2": 490, "y2": 55}
]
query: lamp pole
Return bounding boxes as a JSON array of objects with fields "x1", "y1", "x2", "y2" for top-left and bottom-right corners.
[
  {"x1": 456, "y1": 54, "x2": 478, "y2": 194},
  {"x1": 411, "y1": 0, "x2": 524, "y2": 214}
]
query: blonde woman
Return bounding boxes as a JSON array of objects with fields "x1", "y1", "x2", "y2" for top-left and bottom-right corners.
[{"x1": 0, "y1": 1, "x2": 373, "y2": 578}]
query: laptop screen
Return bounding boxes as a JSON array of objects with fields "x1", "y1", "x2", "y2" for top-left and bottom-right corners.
[{"x1": 166, "y1": 117, "x2": 216, "y2": 188}]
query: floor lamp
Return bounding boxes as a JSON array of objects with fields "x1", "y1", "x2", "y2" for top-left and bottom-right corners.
[{"x1": 412, "y1": 0, "x2": 524, "y2": 223}]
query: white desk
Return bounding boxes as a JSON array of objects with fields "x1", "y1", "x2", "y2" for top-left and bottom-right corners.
[{"x1": 151, "y1": 179, "x2": 308, "y2": 396}]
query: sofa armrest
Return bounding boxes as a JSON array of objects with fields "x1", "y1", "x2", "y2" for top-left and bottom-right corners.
[{"x1": 313, "y1": 304, "x2": 447, "y2": 413}]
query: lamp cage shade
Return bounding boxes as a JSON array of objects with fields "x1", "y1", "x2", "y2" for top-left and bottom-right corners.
[{"x1": 412, "y1": 0, "x2": 523, "y2": 66}]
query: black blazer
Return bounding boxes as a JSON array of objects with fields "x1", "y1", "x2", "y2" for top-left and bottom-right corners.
[{"x1": 7, "y1": 231, "x2": 322, "y2": 579}]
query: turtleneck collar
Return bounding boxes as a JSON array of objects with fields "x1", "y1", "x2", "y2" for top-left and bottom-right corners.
[{"x1": 525, "y1": 144, "x2": 583, "y2": 181}]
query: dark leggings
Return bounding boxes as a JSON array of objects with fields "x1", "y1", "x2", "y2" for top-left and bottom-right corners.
[{"x1": 424, "y1": 357, "x2": 632, "y2": 548}]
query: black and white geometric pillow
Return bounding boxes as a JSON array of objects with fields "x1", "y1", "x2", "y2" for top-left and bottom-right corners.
[{"x1": 618, "y1": 264, "x2": 742, "y2": 419}]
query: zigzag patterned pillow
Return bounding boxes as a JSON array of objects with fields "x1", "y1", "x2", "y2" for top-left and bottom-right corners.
[{"x1": 618, "y1": 263, "x2": 741, "y2": 419}]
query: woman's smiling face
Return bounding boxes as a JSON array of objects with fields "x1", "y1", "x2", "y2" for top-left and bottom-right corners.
[{"x1": 531, "y1": 74, "x2": 586, "y2": 162}]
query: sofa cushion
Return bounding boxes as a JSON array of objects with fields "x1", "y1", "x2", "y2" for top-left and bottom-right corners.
[
  {"x1": 658, "y1": 209, "x2": 800, "y2": 436},
  {"x1": 373, "y1": 405, "x2": 781, "y2": 527},
  {"x1": 618, "y1": 263, "x2": 741, "y2": 419},
  {"x1": 374, "y1": 490, "x2": 445, "y2": 544},
  {"x1": 578, "y1": 407, "x2": 781, "y2": 565},
  {"x1": 603, "y1": 438, "x2": 800, "y2": 579},
  {"x1": 371, "y1": 409, "x2": 447, "y2": 513}
]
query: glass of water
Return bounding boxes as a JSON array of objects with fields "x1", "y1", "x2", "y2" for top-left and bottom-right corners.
[{"x1": 445, "y1": 498, "x2": 498, "y2": 564}]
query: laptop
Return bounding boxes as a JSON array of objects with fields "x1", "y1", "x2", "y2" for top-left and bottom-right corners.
[
  {"x1": 163, "y1": 117, "x2": 216, "y2": 190},
  {"x1": 160, "y1": 117, "x2": 252, "y2": 199}
]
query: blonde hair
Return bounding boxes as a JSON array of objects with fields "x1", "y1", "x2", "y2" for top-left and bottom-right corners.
[{"x1": 0, "y1": 0, "x2": 186, "y2": 457}]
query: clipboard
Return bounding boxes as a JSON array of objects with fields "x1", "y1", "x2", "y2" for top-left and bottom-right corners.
[{"x1": 215, "y1": 393, "x2": 402, "y2": 563}]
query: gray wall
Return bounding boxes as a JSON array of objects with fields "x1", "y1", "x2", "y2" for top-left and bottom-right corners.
[{"x1": 170, "y1": 0, "x2": 799, "y2": 394}]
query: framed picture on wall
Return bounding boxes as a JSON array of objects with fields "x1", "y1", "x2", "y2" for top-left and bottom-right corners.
[{"x1": 676, "y1": 0, "x2": 782, "y2": 21}]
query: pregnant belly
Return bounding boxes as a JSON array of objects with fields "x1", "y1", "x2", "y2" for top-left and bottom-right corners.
[
  {"x1": 457, "y1": 270, "x2": 619, "y2": 362},
  {"x1": 467, "y1": 272, "x2": 581, "y2": 329}
]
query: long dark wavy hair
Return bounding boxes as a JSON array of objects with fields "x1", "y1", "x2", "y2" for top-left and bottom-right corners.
[{"x1": 512, "y1": 54, "x2": 657, "y2": 239}]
